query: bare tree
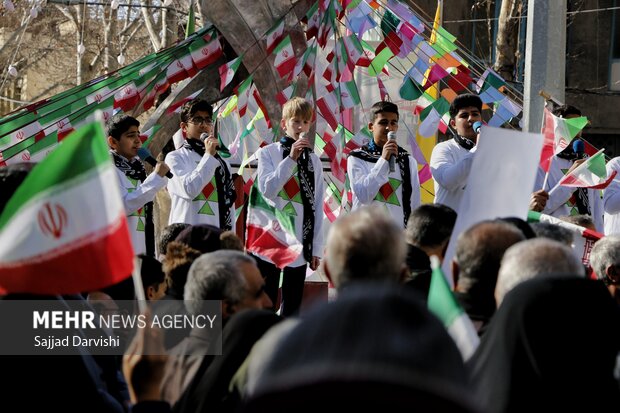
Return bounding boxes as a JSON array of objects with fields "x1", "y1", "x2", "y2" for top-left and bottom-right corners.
[{"x1": 493, "y1": 0, "x2": 522, "y2": 82}]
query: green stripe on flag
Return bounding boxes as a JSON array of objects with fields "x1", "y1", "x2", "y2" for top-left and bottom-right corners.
[
  {"x1": 0, "y1": 121, "x2": 110, "y2": 229},
  {"x1": 428, "y1": 257, "x2": 462, "y2": 327},
  {"x1": 249, "y1": 185, "x2": 296, "y2": 235},
  {"x1": 586, "y1": 151, "x2": 607, "y2": 178}
]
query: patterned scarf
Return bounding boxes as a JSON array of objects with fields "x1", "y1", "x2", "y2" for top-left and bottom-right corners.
[
  {"x1": 183, "y1": 138, "x2": 236, "y2": 230},
  {"x1": 348, "y1": 140, "x2": 413, "y2": 228},
  {"x1": 454, "y1": 134, "x2": 476, "y2": 151},
  {"x1": 110, "y1": 150, "x2": 155, "y2": 256},
  {"x1": 280, "y1": 136, "x2": 315, "y2": 263},
  {"x1": 557, "y1": 146, "x2": 590, "y2": 215}
]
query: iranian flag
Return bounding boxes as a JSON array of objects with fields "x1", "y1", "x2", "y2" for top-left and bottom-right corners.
[
  {"x1": 219, "y1": 57, "x2": 242, "y2": 92},
  {"x1": 555, "y1": 149, "x2": 616, "y2": 190},
  {"x1": 0, "y1": 120, "x2": 134, "y2": 294},
  {"x1": 166, "y1": 88, "x2": 204, "y2": 114},
  {"x1": 540, "y1": 108, "x2": 589, "y2": 172},
  {"x1": 273, "y1": 35, "x2": 296, "y2": 80},
  {"x1": 114, "y1": 82, "x2": 140, "y2": 113},
  {"x1": 427, "y1": 256, "x2": 480, "y2": 360},
  {"x1": 265, "y1": 19, "x2": 285, "y2": 54},
  {"x1": 528, "y1": 211, "x2": 602, "y2": 266},
  {"x1": 245, "y1": 184, "x2": 302, "y2": 269},
  {"x1": 234, "y1": 76, "x2": 253, "y2": 118},
  {"x1": 324, "y1": 182, "x2": 343, "y2": 223},
  {"x1": 189, "y1": 36, "x2": 223, "y2": 69}
]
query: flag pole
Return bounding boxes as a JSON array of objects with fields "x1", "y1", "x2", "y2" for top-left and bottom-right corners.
[{"x1": 132, "y1": 256, "x2": 148, "y2": 314}]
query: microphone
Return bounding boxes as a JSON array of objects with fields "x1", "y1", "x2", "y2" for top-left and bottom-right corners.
[
  {"x1": 200, "y1": 132, "x2": 221, "y2": 150},
  {"x1": 472, "y1": 121, "x2": 484, "y2": 134},
  {"x1": 387, "y1": 131, "x2": 397, "y2": 172},
  {"x1": 299, "y1": 132, "x2": 311, "y2": 160},
  {"x1": 572, "y1": 139, "x2": 585, "y2": 159},
  {"x1": 137, "y1": 147, "x2": 173, "y2": 178}
]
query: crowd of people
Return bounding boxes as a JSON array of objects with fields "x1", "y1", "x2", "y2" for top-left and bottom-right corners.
[{"x1": 1, "y1": 91, "x2": 620, "y2": 412}]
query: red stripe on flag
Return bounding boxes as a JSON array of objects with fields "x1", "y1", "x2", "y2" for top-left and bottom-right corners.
[
  {"x1": 246, "y1": 224, "x2": 300, "y2": 269},
  {"x1": 0, "y1": 218, "x2": 133, "y2": 295}
]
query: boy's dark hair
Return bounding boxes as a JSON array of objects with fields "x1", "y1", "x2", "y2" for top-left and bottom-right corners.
[
  {"x1": 158, "y1": 223, "x2": 191, "y2": 256},
  {"x1": 180, "y1": 99, "x2": 213, "y2": 123},
  {"x1": 406, "y1": 204, "x2": 457, "y2": 248},
  {"x1": 106, "y1": 114, "x2": 140, "y2": 140},
  {"x1": 138, "y1": 254, "x2": 166, "y2": 290},
  {"x1": 552, "y1": 104, "x2": 581, "y2": 118},
  {"x1": 449, "y1": 93, "x2": 483, "y2": 118},
  {"x1": 370, "y1": 101, "x2": 399, "y2": 121}
]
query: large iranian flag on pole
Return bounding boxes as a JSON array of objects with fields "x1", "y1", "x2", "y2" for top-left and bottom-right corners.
[
  {"x1": 0, "y1": 119, "x2": 134, "y2": 294},
  {"x1": 245, "y1": 184, "x2": 302, "y2": 269}
]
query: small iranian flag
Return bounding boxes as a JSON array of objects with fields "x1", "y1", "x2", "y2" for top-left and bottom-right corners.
[
  {"x1": 324, "y1": 182, "x2": 343, "y2": 223},
  {"x1": 273, "y1": 36, "x2": 296, "y2": 80},
  {"x1": 219, "y1": 57, "x2": 242, "y2": 92},
  {"x1": 189, "y1": 35, "x2": 223, "y2": 69},
  {"x1": 337, "y1": 80, "x2": 361, "y2": 109},
  {"x1": 428, "y1": 256, "x2": 480, "y2": 360},
  {"x1": 265, "y1": 19, "x2": 285, "y2": 54},
  {"x1": 234, "y1": 76, "x2": 253, "y2": 118},
  {"x1": 166, "y1": 88, "x2": 204, "y2": 114},
  {"x1": 245, "y1": 184, "x2": 302, "y2": 269},
  {"x1": 0, "y1": 120, "x2": 134, "y2": 294},
  {"x1": 555, "y1": 149, "x2": 616, "y2": 190},
  {"x1": 540, "y1": 108, "x2": 589, "y2": 171},
  {"x1": 114, "y1": 82, "x2": 140, "y2": 113},
  {"x1": 139, "y1": 124, "x2": 161, "y2": 146}
]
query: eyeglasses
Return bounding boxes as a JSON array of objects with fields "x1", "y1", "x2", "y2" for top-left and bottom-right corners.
[{"x1": 188, "y1": 117, "x2": 213, "y2": 126}]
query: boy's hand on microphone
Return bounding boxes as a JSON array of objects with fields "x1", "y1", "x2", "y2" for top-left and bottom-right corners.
[{"x1": 154, "y1": 162, "x2": 170, "y2": 178}]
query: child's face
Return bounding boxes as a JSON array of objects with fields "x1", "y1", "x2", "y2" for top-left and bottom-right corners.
[
  {"x1": 110, "y1": 125, "x2": 141, "y2": 159},
  {"x1": 182, "y1": 110, "x2": 213, "y2": 140},
  {"x1": 369, "y1": 112, "x2": 399, "y2": 147},
  {"x1": 450, "y1": 106, "x2": 481, "y2": 140},
  {"x1": 281, "y1": 116, "x2": 311, "y2": 140}
]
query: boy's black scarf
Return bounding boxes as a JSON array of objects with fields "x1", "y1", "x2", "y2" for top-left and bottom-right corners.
[
  {"x1": 111, "y1": 150, "x2": 155, "y2": 256},
  {"x1": 280, "y1": 136, "x2": 315, "y2": 263},
  {"x1": 348, "y1": 141, "x2": 412, "y2": 228},
  {"x1": 183, "y1": 139, "x2": 236, "y2": 231}
]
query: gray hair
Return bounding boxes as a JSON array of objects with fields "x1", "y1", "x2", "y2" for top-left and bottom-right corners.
[
  {"x1": 184, "y1": 250, "x2": 255, "y2": 316},
  {"x1": 531, "y1": 222, "x2": 574, "y2": 246},
  {"x1": 325, "y1": 205, "x2": 407, "y2": 289},
  {"x1": 496, "y1": 238, "x2": 585, "y2": 305},
  {"x1": 590, "y1": 235, "x2": 620, "y2": 284}
]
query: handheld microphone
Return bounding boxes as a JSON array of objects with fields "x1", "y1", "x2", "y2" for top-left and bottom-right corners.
[
  {"x1": 137, "y1": 147, "x2": 173, "y2": 178},
  {"x1": 299, "y1": 132, "x2": 311, "y2": 160},
  {"x1": 472, "y1": 121, "x2": 484, "y2": 134},
  {"x1": 387, "y1": 131, "x2": 397, "y2": 172},
  {"x1": 572, "y1": 139, "x2": 585, "y2": 159},
  {"x1": 200, "y1": 132, "x2": 221, "y2": 150}
]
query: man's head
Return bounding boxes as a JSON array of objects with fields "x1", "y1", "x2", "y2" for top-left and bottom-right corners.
[
  {"x1": 453, "y1": 220, "x2": 525, "y2": 295},
  {"x1": 180, "y1": 98, "x2": 214, "y2": 141},
  {"x1": 368, "y1": 101, "x2": 399, "y2": 148},
  {"x1": 184, "y1": 250, "x2": 272, "y2": 319},
  {"x1": 405, "y1": 203, "x2": 457, "y2": 261},
  {"x1": 280, "y1": 97, "x2": 313, "y2": 140},
  {"x1": 106, "y1": 114, "x2": 141, "y2": 159},
  {"x1": 449, "y1": 93, "x2": 482, "y2": 141},
  {"x1": 158, "y1": 223, "x2": 191, "y2": 260},
  {"x1": 496, "y1": 238, "x2": 584, "y2": 306},
  {"x1": 590, "y1": 235, "x2": 620, "y2": 287},
  {"x1": 530, "y1": 222, "x2": 574, "y2": 246},
  {"x1": 560, "y1": 214, "x2": 596, "y2": 231},
  {"x1": 324, "y1": 205, "x2": 407, "y2": 290},
  {"x1": 138, "y1": 254, "x2": 167, "y2": 300}
]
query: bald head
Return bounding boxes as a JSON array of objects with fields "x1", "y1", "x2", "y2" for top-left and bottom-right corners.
[
  {"x1": 496, "y1": 238, "x2": 584, "y2": 305},
  {"x1": 454, "y1": 220, "x2": 525, "y2": 293},
  {"x1": 325, "y1": 205, "x2": 407, "y2": 289}
]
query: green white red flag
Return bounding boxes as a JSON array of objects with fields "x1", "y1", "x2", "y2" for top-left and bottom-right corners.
[
  {"x1": 0, "y1": 120, "x2": 134, "y2": 294},
  {"x1": 427, "y1": 256, "x2": 480, "y2": 360},
  {"x1": 245, "y1": 184, "x2": 302, "y2": 269},
  {"x1": 555, "y1": 149, "x2": 616, "y2": 190},
  {"x1": 540, "y1": 108, "x2": 589, "y2": 172},
  {"x1": 219, "y1": 57, "x2": 242, "y2": 92},
  {"x1": 273, "y1": 35, "x2": 296, "y2": 80},
  {"x1": 527, "y1": 210, "x2": 602, "y2": 266}
]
